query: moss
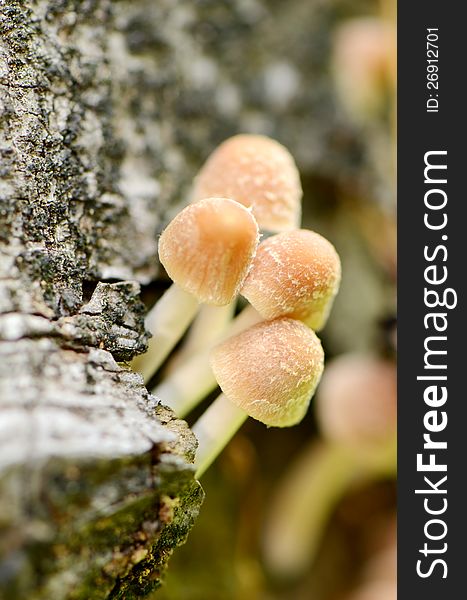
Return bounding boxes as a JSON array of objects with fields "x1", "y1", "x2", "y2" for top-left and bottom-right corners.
[{"x1": 0, "y1": 446, "x2": 203, "y2": 600}]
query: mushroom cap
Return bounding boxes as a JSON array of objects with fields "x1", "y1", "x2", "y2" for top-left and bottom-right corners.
[
  {"x1": 210, "y1": 318, "x2": 324, "y2": 427},
  {"x1": 316, "y1": 354, "x2": 397, "y2": 447},
  {"x1": 158, "y1": 197, "x2": 259, "y2": 305},
  {"x1": 241, "y1": 229, "x2": 341, "y2": 330},
  {"x1": 191, "y1": 134, "x2": 302, "y2": 232}
]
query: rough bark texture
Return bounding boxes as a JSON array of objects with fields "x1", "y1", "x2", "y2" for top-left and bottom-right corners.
[
  {"x1": 0, "y1": 1, "x2": 205, "y2": 597},
  {"x1": 1, "y1": 0, "x2": 384, "y2": 598}
]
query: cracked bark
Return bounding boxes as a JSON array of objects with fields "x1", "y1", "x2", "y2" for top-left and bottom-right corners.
[
  {"x1": 1, "y1": 0, "x2": 384, "y2": 597},
  {"x1": 0, "y1": 1, "x2": 205, "y2": 598}
]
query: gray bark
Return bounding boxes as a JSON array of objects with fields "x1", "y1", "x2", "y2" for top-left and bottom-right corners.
[
  {"x1": 0, "y1": 1, "x2": 204, "y2": 597},
  {"x1": 0, "y1": 0, "x2": 383, "y2": 597}
]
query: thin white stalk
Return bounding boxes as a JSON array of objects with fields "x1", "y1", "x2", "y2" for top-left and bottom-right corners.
[
  {"x1": 152, "y1": 305, "x2": 262, "y2": 416},
  {"x1": 131, "y1": 284, "x2": 199, "y2": 383},
  {"x1": 164, "y1": 301, "x2": 236, "y2": 374},
  {"x1": 192, "y1": 393, "x2": 248, "y2": 478},
  {"x1": 263, "y1": 437, "x2": 396, "y2": 577},
  {"x1": 154, "y1": 349, "x2": 218, "y2": 416}
]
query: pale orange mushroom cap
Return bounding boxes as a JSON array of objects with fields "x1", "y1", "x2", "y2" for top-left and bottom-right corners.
[
  {"x1": 210, "y1": 318, "x2": 324, "y2": 427},
  {"x1": 241, "y1": 229, "x2": 341, "y2": 331},
  {"x1": 191, "y1": 134, "x2": 302, "y2": 232},
  {"x1": 316, "y1": 354, "x2": 397, "y2": 447},
  {"x1": 158, "y1": 197, "x2": 259, "y2": 306}
]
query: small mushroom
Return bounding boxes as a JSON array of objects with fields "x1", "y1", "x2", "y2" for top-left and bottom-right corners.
[
  {"x1": 159, "y1": 197, "x2": 259, "y2": 305},
  {"x1": 192, "y1": 318, "x2": 324, "y2": 477},
  {"x1": 192, "y1": 134, "x2": 302, "y2": 232},
  {"x1": 132, "y1": 197, "x2": 259, "y2": 382},
  {"x1": 242, "y1": 229, "x2": 341, "y2": 330}
]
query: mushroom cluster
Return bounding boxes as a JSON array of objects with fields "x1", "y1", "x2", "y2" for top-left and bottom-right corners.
[{"x1": 133, "y1": 134, "x2": 342, "y2": 478}]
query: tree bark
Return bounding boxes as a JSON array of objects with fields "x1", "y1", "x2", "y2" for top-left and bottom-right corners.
[{"x1": 0, "y1": 1, "x2": 205, "y2": 597}]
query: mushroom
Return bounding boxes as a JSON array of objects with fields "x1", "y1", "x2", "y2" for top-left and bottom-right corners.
[
  {"x1": 192, "y1": 134, "x2": 302, "y2": 232},
  {"x1": 132, "y1": 197, "x2": 259, "y2": 382},
  {"x1": 192, "y1": 317, "x2": 324, "y2": 478},
  {"x1": 152, "y1": 228, "x2": 340, "y2": 415},
  {"x1": 242, "y1": 229, "x2": 341, "y2": 331},
  {"x1": 262, "y1": 354, "x2": 396, "y2": 577}
]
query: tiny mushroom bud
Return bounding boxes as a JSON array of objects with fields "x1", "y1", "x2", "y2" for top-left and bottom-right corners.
[
  {"x1": 242, "y1": 229, "x2": 341, "y2": 330},
  {"x1": 192, "y1": 134, "x2": 302, "y2": 232},
  {"x1": 132, "y1": 197, "x2": 259, "y2": 382},
  {"x1": 192, "y1": 318, "x2": 324, "y2": 477}
]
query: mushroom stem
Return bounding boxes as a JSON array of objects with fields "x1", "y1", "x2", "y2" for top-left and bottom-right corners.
[
  {"x1": 153, "y1": 305, "x2": 261, "y2": 416},
  {"x1": 132, "y1": 284, "x2": 199, "y2": 383},
  {"x1": 192, "y1": 393, "x2": 248, "y2": 478},
  {"x1": 164, "y1": 301, "x2": 236, "y2": 375},
  {"x1": 263, "y1": 437, "x2": 396, "y2": 577}
]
